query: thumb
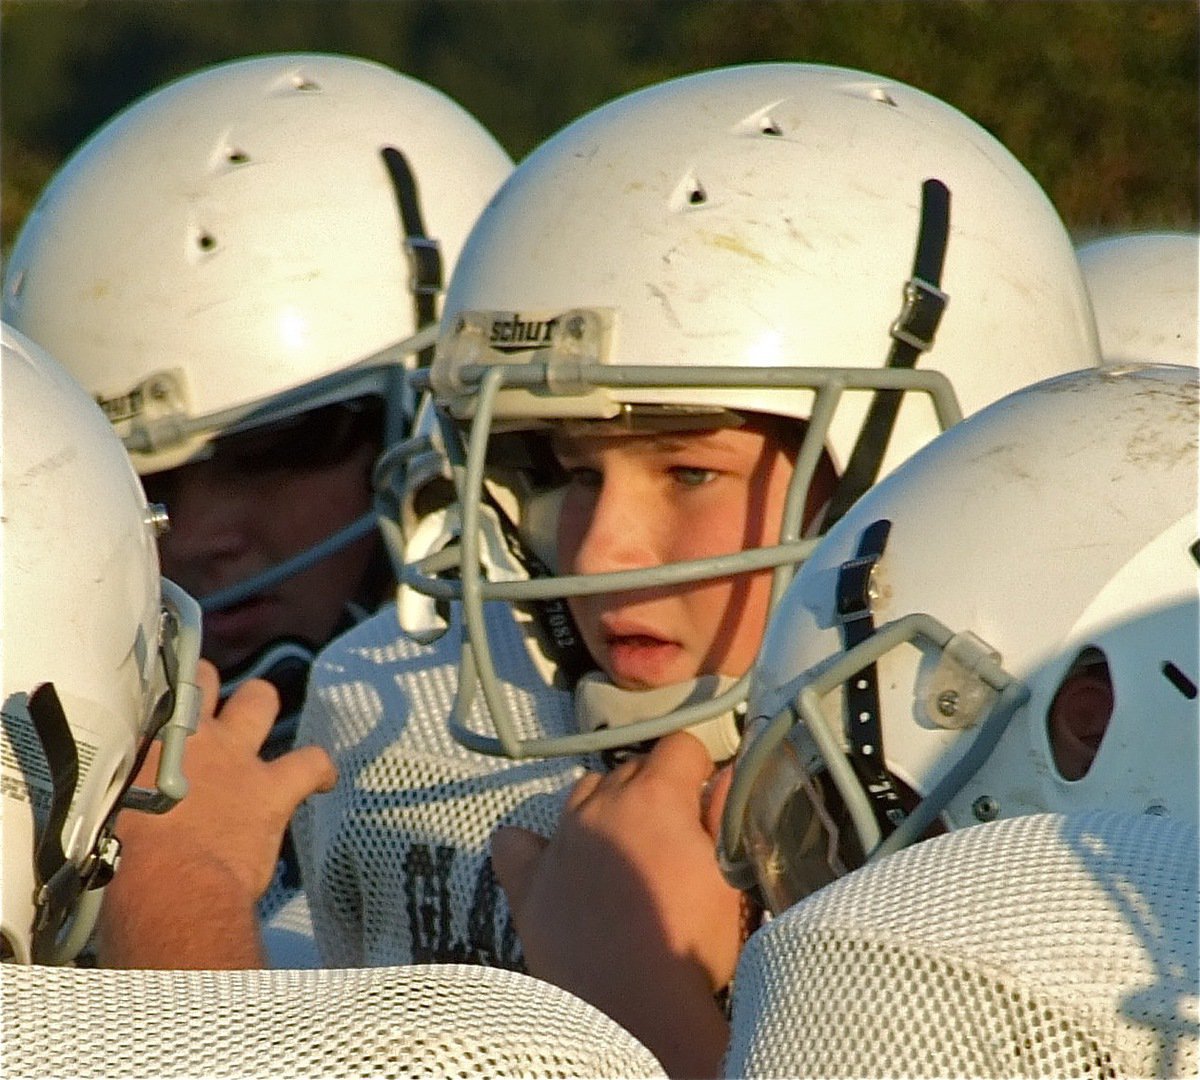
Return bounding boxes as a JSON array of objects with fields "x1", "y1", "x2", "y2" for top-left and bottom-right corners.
[
  {"x1": 490, "y1": 826, "x2": 549, "y2": 914},
  {"x1": 641, "y1": 730, "x2": 717, "y2": 793}
]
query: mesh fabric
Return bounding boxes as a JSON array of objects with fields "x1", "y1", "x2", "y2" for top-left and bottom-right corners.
[
  {"x1": 293, "y1": 603, "x2": 589, "y2": 969},
  {"x1": 1, "y1": 962, "x2": 665, "y2": 1078},
  {"x1": 259, "y1": 887, "x2": 321, "y2": 970},
  {"x1": 725, "y1": 810, "x2": 1199, "y2": 1079}
]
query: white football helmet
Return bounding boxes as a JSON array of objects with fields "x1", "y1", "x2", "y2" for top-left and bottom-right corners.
[
  {"x1": 2, "y1": 53, "x2": 513, "y2": 612},
  {"x1": 406, "y1": 62, "x2": 1101, "y2": 759},
  {"x1": 1, "y1": 324, "x2": 203, "y2": 965},
  {"x1": 1077, "y1": 231, "x2": 1198, "y2": 367},
  {"x1": 720, "y1": 364, "x2": 1199, "y2": 913}
]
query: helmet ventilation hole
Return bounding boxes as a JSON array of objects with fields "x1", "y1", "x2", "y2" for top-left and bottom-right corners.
[
  {"x1": 226, "y1": 149, "x2": 250, "y2": 165},
  {"x1": 669, "y1": 171, "x2": 709, "y2": 211},
  {"x1": 194, "y1": 230, "x2": 217, "y2": 253},
  {"x1": 869, "y1": 86, "x2": 898, "y2": 107},
  {"x1": 293, "y1": 75, "x2": 321, "y2": 92},
  {"x1": 759, "y1": 116, "x2": 783, "y2": 136},
  {"x1": 1162, "y1": 662, "x2": 1197, "y2": 700}
]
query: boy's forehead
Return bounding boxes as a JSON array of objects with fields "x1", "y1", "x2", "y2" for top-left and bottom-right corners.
[
  {"x1": 549, "y1": 423, "x2": 734, "y2": 455},
  {"x1": 547, "y1": 406, "x2": 748, "y2": 444},
  {"x1": 546, "y1": 409, "x2": 800, "y2": 454}
]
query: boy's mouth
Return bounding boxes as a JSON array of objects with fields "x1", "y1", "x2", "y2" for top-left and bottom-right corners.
[
  {"x1": 603, "y1": 628, "x2": 683, "y2": 688},
  {"x1": 199, "y1": 592, "x2": 282, "y2": 654}
]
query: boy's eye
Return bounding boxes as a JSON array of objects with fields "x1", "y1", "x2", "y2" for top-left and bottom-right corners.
[
  {"x1": 669, "y1": 466, "x2": 718, "y2": 488},
  {"x1": 566, "y1": 466, "x2": 603, "y2": 489}
]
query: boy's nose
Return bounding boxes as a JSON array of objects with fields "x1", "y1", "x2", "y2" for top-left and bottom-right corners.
[{"x1": 568, "y1": 479, "x2": 662, "y2": 577}]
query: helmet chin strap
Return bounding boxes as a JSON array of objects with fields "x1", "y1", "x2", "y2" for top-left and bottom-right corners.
[
  {"x1": 219, "y1": 638, "x2": 322, "y2": 758},
  {"x1": 26, "y1": 682, "x2": 113, "y2": 965},
  {"x1": 823, "y1": 177, "x2": 951, "y2": 528},
  {"x1": 574, "y1": 671, "x2": 743, "y2": 763},
  {"x1": 380, "y1": 146, "x2": 443, "y2": 371}
]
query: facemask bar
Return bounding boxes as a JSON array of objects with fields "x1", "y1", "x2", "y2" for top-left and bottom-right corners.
[
  {"x1": 372, "y1": 389, "x2": 447, "y2": 590},
  {"x1": 116, "y1": 328, "x2": 432, "y2": 461},
  {"x1": 122, "y1": 578, "x2": 204, "y2": 812},
  {"x1": 720, "y1": 610, "x2": 1029, "y2": 894},
  {"x1": 198, "y1": 515, "x2": 381, "y2": 616},
  {"x1": 403, "y1": 360, "x2": 962, "y2": 759}
]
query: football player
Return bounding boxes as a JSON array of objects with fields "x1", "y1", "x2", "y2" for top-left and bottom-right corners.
[{"x1": 3, "y1": 53, "x2": 512, "y2": 964}]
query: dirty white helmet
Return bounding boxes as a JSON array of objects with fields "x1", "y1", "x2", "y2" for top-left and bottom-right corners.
[
  {"x1": 3, "y1": 53, "x2": 512, "y2": 611},
  {"x1": 408, "y1": 62, "x2": 1100, "y2": 760},
  {"x1": 1, "y1": 324, "x2": 203, "y2": 965},
  {"x1": 1077, "y1": 231, "x2": 1198, "y2": 366},
  {"x1": 720, "y1": 364, "x2": 1198, "y2": 913}
]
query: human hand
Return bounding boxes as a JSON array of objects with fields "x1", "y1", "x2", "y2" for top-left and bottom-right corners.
[
  {"x1": 97, "y1": 660, "x2": 336, "y2": 968},
  {"x1": 491, "y1": 731, "x2": 740, "y2": 1078}
]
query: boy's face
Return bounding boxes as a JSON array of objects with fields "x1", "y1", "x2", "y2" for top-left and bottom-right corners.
[
  {"x1": 553, "y1": 416, "x2": 830, "y2": 691},
  {"x1": 144, "y1": 408, "x2": 381, "y2": 675}
]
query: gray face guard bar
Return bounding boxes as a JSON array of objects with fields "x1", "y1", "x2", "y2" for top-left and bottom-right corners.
[
  {"x1": 718, "y1": 610, "x2": 1028, "y2": 906},
  {"x1": 191, "y1": 328, "x2": 435, "y2": 616}
]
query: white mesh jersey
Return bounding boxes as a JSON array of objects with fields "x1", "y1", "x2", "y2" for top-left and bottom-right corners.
[
  {"x1": 259, "y1": 884, "x2": 322, "y2": 969},
  {"x1": 725, "y1": 810, "x2": 1199, "y2": 1079},
  {"x1": 294, "y1": 601, "x2": 589, "y2": 968},
  {"x1": 1, "y1": 962, "x2": 665, "y2": 1079}
]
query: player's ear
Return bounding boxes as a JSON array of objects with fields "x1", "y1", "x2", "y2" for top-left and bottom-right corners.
[{"x1": 1047, "y1": 649, "x2": 1113, "y2": 781}]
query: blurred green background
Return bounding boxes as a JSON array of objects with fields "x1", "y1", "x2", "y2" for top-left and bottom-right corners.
[{"x1": 2, "y1": 0, "x2": 1197, "y2": 258}]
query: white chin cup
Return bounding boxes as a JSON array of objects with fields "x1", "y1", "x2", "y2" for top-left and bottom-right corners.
[{"x1": 574, "y1": 670, "x2": 742, "y2": 762}]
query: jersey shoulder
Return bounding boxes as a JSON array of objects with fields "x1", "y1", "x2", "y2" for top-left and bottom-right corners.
[
  {"x1": 2, "y1": 963, "x2": 666, "y2": 1078},
  {"x1": 727, "y1": 811, "x2": 1199, "y2": 1079}
]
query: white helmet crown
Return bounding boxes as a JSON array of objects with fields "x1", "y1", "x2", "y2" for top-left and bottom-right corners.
[
  {"x1": 1078, "y1": 231, "x2": 1198, "y2": 366},
  {"x1": 3, "y1": 52, "x2": 513, "y2": 474}
]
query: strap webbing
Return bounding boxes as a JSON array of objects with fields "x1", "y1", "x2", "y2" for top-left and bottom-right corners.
[
  {"x1": 28, "y1": 683, "x2": 83, "y2": 962},
  {"x1": 824, "y1": 178, "x2": 951, "y2": 527},
  {"x1": 486, "y1": 491, "x2": 595, "y2": 688},
  {"x1": 835, "y1": 519, "x2": 907, "y2": 831},
  {"x1": 381, "y1": 146, "x2": 444, "y2": 368}
]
